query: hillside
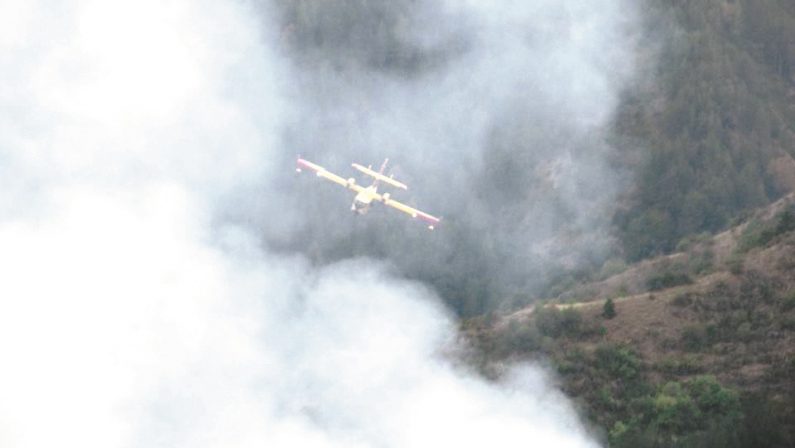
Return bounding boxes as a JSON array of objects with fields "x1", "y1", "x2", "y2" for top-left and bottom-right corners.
[
  {"x1": 613, "y1": 0, "x2": 795, "y2": 261},
  {"x1": 455, "y1": 5, "x2": 795, "y2": 445},
  {"x1": 464, "y1": 194, "x2": 795, "y2": 447}
]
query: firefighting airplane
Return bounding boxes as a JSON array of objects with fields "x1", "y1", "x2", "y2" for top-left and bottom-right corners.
[{"x1": 296, "y1": 157, "x2": 441, "y2": 230}]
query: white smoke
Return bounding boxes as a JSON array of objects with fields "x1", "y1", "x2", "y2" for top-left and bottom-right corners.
[
  {"x1": 272, "y1": 0, "x2": 640, "y2": 308},
  {"x1": 0, "y1": 0, "x2": 608, "y2": 446}
]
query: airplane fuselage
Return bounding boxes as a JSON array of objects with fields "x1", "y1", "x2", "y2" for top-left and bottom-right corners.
[{"x1": 351, "y1": 185, "x2": 379, "y2": 214}]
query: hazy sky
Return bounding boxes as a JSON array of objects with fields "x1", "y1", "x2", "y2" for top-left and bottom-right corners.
[{"x1": 0, "y1": 0, "x2": 641, "y2": 446}]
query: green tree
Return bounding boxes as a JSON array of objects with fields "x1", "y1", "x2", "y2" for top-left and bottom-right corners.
[{"x1": 603, "y1": 298, "x2": 617, "y2": 319}]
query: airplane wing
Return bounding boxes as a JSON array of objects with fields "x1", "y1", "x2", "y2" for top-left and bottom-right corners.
[
  {"x1": 352, "y1": 163, "x2": 408, "y2": 190},
  {"x1": 382, "y1": 196, "x2": 441, "y2": 229},
  {"x1": 297, "y1": 158, "x2": 366, "y2": 193}
]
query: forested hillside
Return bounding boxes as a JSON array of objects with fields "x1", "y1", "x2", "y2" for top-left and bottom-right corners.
[
  {"x1": 469, "y1": 194, "x2": 795, "y2": 446},
  {"x1": 614, "y1": 0, "x2": 795, "y2": 261},
  {"x1": 467, "y1": 2, "x2": 795, "y2": 445}
]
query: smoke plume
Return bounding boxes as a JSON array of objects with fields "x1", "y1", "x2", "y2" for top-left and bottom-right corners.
[
  {"x1": 0, "y1": 0, "x2": 639, "y2": 446},
  {"x1": 263, "y1": 0, "x2": 639, "y2": 313}
]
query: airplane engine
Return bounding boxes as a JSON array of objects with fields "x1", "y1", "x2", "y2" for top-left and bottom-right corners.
[
  {"x1": 382, "y1": 193, "x2": 391, "y2": 201},
  {"x1": 347, "y1": 177, "x2": 356, "y2": 186}
]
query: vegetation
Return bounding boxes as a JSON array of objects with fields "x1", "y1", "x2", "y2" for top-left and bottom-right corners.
[
  {"x1": 608, "y1": 376, "x2": 743, "y2": 447},
  {"x1": 646, "y1": 271, "x2": 693, "y2": 291},
  {"x1": 603, "y1": 298, "x2": 617, "y2": 319},
  {"x1": 736, "y1": 207, "x2": 795, "y2": 252},
  {"x1": 480, "y1": 2, "x2": 795, "y2": 443},
  {"x1": 468, "y1": 242, "x2": 795, "y2": 446},
  {"x1": 466, "y1": 1, "x2": 795, "y2": 445},
  {"x1": 614, "y1": 0, "x2": 795, "y2": 261}
]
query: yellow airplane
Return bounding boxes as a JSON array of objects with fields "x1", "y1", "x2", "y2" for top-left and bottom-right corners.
[{"x1": 296, "y1": 157, "x2": 441, "y2": 230}]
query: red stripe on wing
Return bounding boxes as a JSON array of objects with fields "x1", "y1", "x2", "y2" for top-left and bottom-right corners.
[
  {"x1": 416, "y1": 211, "x2": 441, "y2": 224},
  {"x1": 296, "y1": 158, "x2": 319, "y2": 172}
]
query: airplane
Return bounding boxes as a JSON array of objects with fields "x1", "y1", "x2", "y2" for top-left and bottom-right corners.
[{"x1": 296, "y1": 157, "x2": 441, "y2": 230}]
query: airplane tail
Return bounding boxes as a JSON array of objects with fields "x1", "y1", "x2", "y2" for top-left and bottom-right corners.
[
  {"x1": 378, "y1": 158, "x2": 389, "y2": 175},
  {"x1": 352, "y1": 159, "x2": 408, "y2": 190}
]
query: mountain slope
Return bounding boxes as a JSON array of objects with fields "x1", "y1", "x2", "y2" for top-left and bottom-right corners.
[
  {"x1": 614, "y1": 0, "x2": 795, "y2": 261},
  {"x1": 466, "y1": 194, "x2": 795, "y2": 446}
]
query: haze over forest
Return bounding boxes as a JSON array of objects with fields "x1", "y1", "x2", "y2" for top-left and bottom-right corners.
[{"x1": 1, "y1": 0, "x2": 794, "y2": 447}]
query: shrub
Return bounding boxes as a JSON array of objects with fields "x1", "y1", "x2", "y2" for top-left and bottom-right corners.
[
  {"x1": 500, "y1": 319, "x2": 541, "y2": 354},
  {"x1": 671, "y1": 293, "x2": 694, "y2": 307},
  {"x1": 687, "y1": 247, "x2": 715, "y2": 275},
  {"x1": 727, "y1": 254, "x2": 744, "y2": 275},
  {"x1": 534, "y1": 306, "x2": 584, "y2": 339},
  {"x1": 657, "y1": 355, "x2": 704, "y2": 375},
  {"x1": 681, "y1": 325, "x2": 708, "y2": 351},
  {"x1": 736, "y1": 321, "x2": 753, "y2": 342},
  {"x1": 608, "y1": 420, "x2": 630, "y2": 445},
  {"x1": 739, "y1": 392, "x2": 793, "y2": 448},
  {"x1": 676, "y1": 235, "x2": 696, "y2": 252},
  {"x1": 779, "y1": 317, "x2": 795, "y2": 331},
  {"x1": 597, "y1": 386, "x2": 621, "y2": 411},
  {"x1": 688, "y1": 375, "x2": 740, "y2": 417},
  {"x1": 737, "y1": 209, "x2": 795, "y2": 253},
  {"x1": 775, "y1": 209, "x2": 795, "y2": 235},
  {"x1": 646, "y1": 271, "x2": 693, "y2": 291},
  {"x1": 653, "y1": 382, "x2": 701, "y2": 432},
  {"x1": 559, "y1": 308, "x2": 583, "y2": 336},
  {"x1": 739, "y1": 270, "x2": 774, "y2": 305},
  {"x1": 595, "y1": 344, "x2": 641, "y2": 380},
  {"x1": 603, "y1": 298, "x2": 617, "y2": 319},
  {"x1": 780, "y1": 292, "x2": 795, "y2": 312}
]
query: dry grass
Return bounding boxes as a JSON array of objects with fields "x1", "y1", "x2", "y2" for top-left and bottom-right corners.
[{"x1": 493, "y1": 194, "x2": 795, "y2": 390}]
